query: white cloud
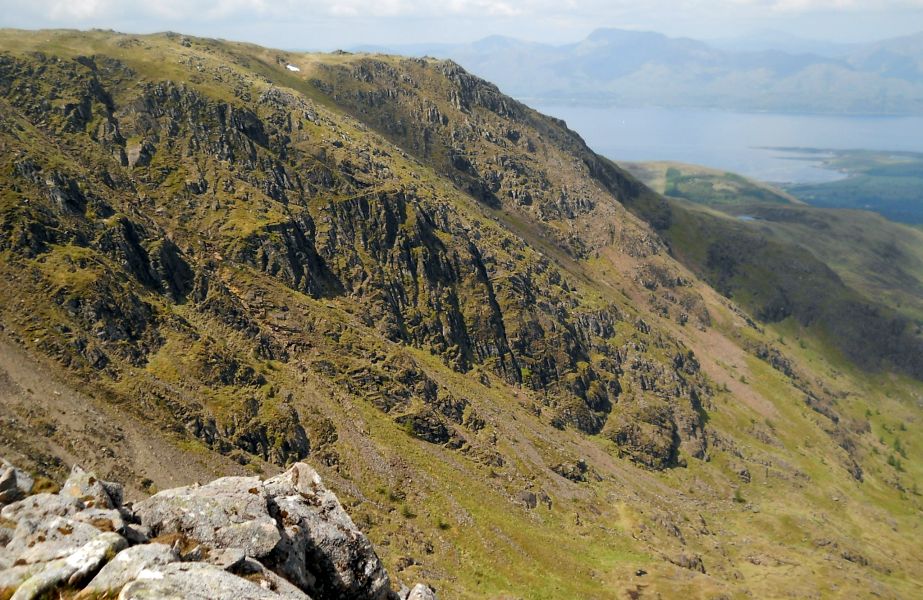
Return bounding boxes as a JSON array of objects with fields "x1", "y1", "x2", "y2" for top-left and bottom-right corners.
[
  {"x1": 728, "y1": 0, "x2": 923, "y2": 10},
  {"x1": 3, "y1": 0, "x2": 921, "y2": 49},
  {"x1": 13, "y1": 0, "x2": 923, "y2": 22},
  {"x1": 46, "y1": 0, "x2": 114, "y2": 19}
]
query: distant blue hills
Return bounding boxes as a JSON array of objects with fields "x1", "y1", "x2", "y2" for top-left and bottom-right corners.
[{"x1": 354, "y1": 29, "x2": 923, "y2": 115}]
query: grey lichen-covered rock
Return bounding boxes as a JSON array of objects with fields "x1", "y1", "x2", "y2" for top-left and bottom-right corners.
[
  {"x1": 0, "y1": 564, "x2": 43, "y2": 595},
  {"x1": 551, "y1": 459, "x2": 591, "y2": 483},
  {"x1": 59, "y1": 465, "x2": 119, "y2": 509},
  {"x1": 0, "y1": 521, "x2": 14, "y2": 547},
  {"x1": 133, "y1": 476, "x2": 282, "y2": 558},
  {"x1": 670, "y1": 552, "x2": 706, "y2": 573},
  {"x1": 0, "y1": 469, "x2": 20, "y2": 504},
  {"x1": 73, "y1": 506, "x2": 128, "y2": 534},
  {"x1": 0, "y1": 459, "x2": 431, "y2": 600},
  {"x1": 118, "y1": 562, "x2": 283, "y2": 599},
  {"x1": 0, "y1": 493, "x2": 83, "y2": 523},
  {"x1": 231, "y1": 557, "x2": 313, "y2": 599},
  {"x1": 80, "y1": 542, "x2": 179, "y2": 596},
  {"x1": 263, "y1": 463, "x2": 392, "y2": 600},
  {"x1": 205, "y1": 546, "x2": 247, "y2": 571},
  {"x1": 406, "y1": 583, "x2": 438, "y2": 600},
  {"x1": 10, "y1": 532, "x2": 126, "y2": 600},
  {"x1": 516, "y1": 490, "x2": 537, "y2": 509},
  {"x1": 123, "y1": 523, "x2": 152, "y2": 544},
  {"x1": 6, "y1": 515, "x2": 105, "y2": 565},
  {"x1": 0, "y1": 461, "x2": 33, "y2": 506}
]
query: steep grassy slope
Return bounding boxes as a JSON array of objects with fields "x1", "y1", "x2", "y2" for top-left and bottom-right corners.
[
  {"x1": 621, "y1": 161, "x2": 923, "y2": 378},
  {"x1": 0, "y1": 30, "x2": 921, "y2": 599},
  {"x1": 629, "y1": 161, "x2": 923, "y2": 323},
  {"x1": 731, "y1": 206, "x2": 923, "y2": 323}
]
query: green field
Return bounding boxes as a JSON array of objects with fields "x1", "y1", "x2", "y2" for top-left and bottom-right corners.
[
  {"x1": 774, "y1": 149, "x2": 923, "y2": 224},
  {"x1": 624, "y1": 160, "x2": 801, "y2": 208}
]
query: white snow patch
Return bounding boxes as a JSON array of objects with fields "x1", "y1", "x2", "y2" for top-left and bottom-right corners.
[{"x1": 286, "y1": 64, "x2": 300, "y2": 72}]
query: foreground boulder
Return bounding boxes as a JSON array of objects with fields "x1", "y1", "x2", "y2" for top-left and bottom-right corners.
[
  {"x1": 11, "y1": 532, "x2": 126, "y2": 600},
  {"x1": 405, "y1": 583, "x2": 438, "y2": 600},
  {"x1": 80, "y1": 543, "x2": 179, "y2": 595},
  {"x1": 0, "y1": 459, "x2": 433, "y2": 600},
  {"x1": 134, "y1": 476, "x2": 282, "y2": 559},
  {"x1": 263, "y1": 463, "x2": 392, "y2": 599},
  {"x1": 118, "y1": 562, "x2": 287, "y2": 600},
  {"x1": 0, "y1": 460, "x2": 34, "y2": 506}
]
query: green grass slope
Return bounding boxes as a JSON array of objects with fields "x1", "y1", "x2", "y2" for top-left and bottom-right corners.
[
  {"x1": 625, "y1": 160, "x2": 923, "y2": 370},
  {"x1": 737, "y1": 206, "x2": 923, "y2": 323}
]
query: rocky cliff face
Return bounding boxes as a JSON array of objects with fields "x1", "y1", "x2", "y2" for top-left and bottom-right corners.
[
  {"x1": 0, "y1": 40, "x2": 709, "y2": 470},
  {"x1": 0, "y1": 459, "x2": 435, "y2": 600}
]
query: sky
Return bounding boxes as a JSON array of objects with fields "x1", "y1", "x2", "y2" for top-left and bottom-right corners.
[{"x1": 2, "y1": 0, "x2": 922, "y2": 50}]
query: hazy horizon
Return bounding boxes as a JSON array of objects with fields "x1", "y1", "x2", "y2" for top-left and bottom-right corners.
[{"x1": 2, "y1": 1, "x2": 922, "y2": 52}]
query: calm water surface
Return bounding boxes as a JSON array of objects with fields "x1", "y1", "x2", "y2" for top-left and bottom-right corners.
[{"x1": 533, "y1": 105, "x2": 923, "y2": 184}]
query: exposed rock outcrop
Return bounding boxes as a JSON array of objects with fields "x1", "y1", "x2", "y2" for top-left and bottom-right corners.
[
  {"x1": 0, "y1": 460, "x2": 432, "y2": 600},
  {"x1": 0, "y1": 49, "x2": 714, "y2": 472}
]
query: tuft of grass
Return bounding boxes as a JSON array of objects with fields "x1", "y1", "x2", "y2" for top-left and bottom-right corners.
[
  {"x1": 887, "y1": 454, "x2": 905, "y2": 472},
  {"x1": 31, "y1": 477, "x2": 60, "y2": 494}
]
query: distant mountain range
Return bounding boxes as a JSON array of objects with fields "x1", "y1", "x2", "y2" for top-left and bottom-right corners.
[
  {"x1": 706, "y1": 30, "x2": 861, "y2": 57},
  {"x1": 356, "y1": 29, "x2": 923, "y2": 115}
]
